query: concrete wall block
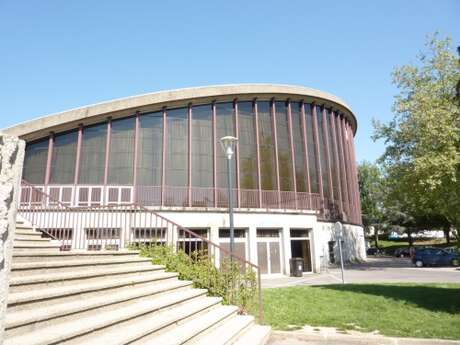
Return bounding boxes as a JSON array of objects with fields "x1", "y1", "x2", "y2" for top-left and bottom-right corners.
[{"x1": 0, "y1": 133, "x2": 25, "y2": 342}]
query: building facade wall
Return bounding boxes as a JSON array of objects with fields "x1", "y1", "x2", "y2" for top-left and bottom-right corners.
[
  {"x1": 6, "y1": 85, "x2": 365, "y2": 277},
  {"x1": 18, "y1": 95, "x2": 362, "y2": 225}
]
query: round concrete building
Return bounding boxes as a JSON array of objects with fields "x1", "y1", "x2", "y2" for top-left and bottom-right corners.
[{"x1": 5, "y1": 84, "x2": 365, "y2": 276}]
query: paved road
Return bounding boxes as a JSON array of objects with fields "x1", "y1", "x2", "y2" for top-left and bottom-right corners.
[{"x1": 262, "y1": 257, "x2": 460, "y2": 288}]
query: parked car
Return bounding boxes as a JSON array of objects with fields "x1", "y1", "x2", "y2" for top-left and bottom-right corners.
[
  {"x1": 412, "y1": 247, "x2": 460, "y2": 267},
  {"x1": 444, "y1": 247, "x2": 459, "y2": 255},
  {"x1": 394, "y1": 247, "x2": 411, "y2": 258},
  {"x1": 367, "y1": 247, "x2": 384, "y2": 256}
]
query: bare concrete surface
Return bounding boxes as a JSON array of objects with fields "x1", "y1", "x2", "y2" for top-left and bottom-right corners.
[
  {"x1": 263, "y1": 257, "x2": 460, "y2": 288},
  {"x1": 268, "y1": 327, "x2": 460, "y2": 345}
]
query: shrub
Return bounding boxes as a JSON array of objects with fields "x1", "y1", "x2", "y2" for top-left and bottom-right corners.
[{"x1": 139, "y1": 244, "x2": 258, "y2": 314}]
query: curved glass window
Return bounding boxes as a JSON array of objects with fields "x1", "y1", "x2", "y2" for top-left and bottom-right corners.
[
  {"x1": 165, "y1": 107, "x2": 188, "y2": 187},
  {"x1": 216, "y1": 102, "x2": 236, "y2": 188},
  {"x1": 79, "y1": 123, "x2": 107, "y2": 184},
  {"x1": 258, "y1": 101, "x2": 277, "y2": 191},
  {"x1": 137, "y1": 111, "x2": 163, "y2": 186},
  {"x1": 291, "y1": 102, "x2": 307, "y2": 192},
  {"x1": 238, "y1": 102, "x2": 257, "y2": 190},
  {"x1": 305, "y1": 104, "x2": 319, "y2": 194},
  {"x1": 327, "y1": 110, "x2": 340, "y2": 200},
  {"x1": 50, "y1": 131, "x2": 78, "y2": 184},
  {"x1": 23, "y1": 138, "x2": 48, "y2": 184},
  {"x1": 275, "y1": 101, "x2": 293, "y2": 191},
  {"x1": 108, "y1": 117, "x2": 135, "y2": 185},
  {"x1": 316, "y1": 105, "x2": 330, "y2": 198},
  {"x1": 191, "y1": 104, "x2": 213, "y2": 187},
  {"x1": 336, "y1": 115, "x2": 348, "y2": 205}
]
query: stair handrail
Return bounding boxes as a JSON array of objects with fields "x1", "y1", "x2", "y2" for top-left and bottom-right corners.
[
  {"x1": 18, "y1": 180, "x2": 67, "y2": 240},
  {"x1": 18, "y1": 182, "x2": 264, "y2": 322}
]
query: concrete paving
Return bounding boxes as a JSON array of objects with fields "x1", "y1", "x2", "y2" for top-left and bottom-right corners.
[
  {"x1": 268, "y1": 328, "x2": 460, "y2": 345},
  {"x1": 262, "y1": 257, "x2": 460, "y2": 288}
]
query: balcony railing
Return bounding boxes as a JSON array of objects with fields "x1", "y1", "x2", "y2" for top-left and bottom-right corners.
[{"x1": 20, "y1": 183, "x2": 356, "y2": 223}]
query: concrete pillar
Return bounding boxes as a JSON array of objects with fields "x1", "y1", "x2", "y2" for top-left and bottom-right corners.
[
  {"x1": 281, "y1": 226, "x2": 291, "y2": 275},
  {"x1": 209, "y1": 225, "x2": 220, "y2": 266},
  {"x1": 0, "y1": 134, "x2": 25, "y2": 343},
  {"x1": 248, "y1": 226, "x2": 258, "y2": 266}
]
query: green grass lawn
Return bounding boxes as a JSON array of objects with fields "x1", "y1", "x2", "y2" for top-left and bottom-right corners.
[{"x1": 259, "y1": 283, "x2": 460, "y2": 340}]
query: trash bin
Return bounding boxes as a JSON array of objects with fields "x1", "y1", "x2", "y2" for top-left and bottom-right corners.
[{"x1": 290, "y1": 257, "x2": 304, "y2": 277}]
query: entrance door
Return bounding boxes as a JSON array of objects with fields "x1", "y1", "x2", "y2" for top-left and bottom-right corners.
[
  {"x1": 290, "y1": 229, "x2": 313, "y2": 273},
  {"x1": 256, "y1": 229, "x2": 282, "y2": 275}
]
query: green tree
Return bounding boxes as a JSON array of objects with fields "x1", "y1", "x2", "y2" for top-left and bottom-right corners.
[
  {"x1": 373, "y1": 33, "x2": 460, "y2": 234},
  {"x1": 358, "y1": 161, "x2": 385, "y2": 247}
]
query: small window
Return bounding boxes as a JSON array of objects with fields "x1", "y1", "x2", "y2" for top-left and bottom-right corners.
[
  {"x1": 290, "y1": 229, "x2": 310, "y2": 238},
  {"x1": 256, "y1": 229, "x2": 280, "y2": 238},
  {"x1": 180, "y1": 228, "x2": 208, "y2": 238},
  {"x1": 85, "y1": 228, "x2": 120, "y2": 239},
  {"x1": 132, "y1": 228, "x2": 166, "y2": 240},
  {"x1": 219, "y1": 228, "x2": 246, "y2": 238}
]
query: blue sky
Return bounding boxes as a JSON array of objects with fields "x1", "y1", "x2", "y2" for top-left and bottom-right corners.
[{"x1": 0, "y1": 0, "x2": 459, "y2": 163}]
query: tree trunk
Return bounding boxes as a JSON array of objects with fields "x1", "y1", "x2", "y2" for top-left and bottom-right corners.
[
  {"x1": 374, "y1": 228, "x2": 379, "y2": 248},
  {"x1": 444, "y1": 227, "x2": 450, "y2": 244},
  {"x1": 407, "y1": 229, "x2": 414, "y2": 246}
]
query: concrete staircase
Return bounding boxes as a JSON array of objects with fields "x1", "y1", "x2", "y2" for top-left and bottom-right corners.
[{"x1": 5, "y1": 221, "x2": 271, "y2": 345}]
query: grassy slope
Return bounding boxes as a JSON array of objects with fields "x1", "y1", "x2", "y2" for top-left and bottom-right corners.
[{"x1": 261, "y1": 283, "x2": 460, "y2": 340}]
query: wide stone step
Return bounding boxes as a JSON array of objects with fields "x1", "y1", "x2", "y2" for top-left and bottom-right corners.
[
  {"x1": 13, "y1": 241, "x2": 61, "y2": 249},
  {"x1": 8, "y1": 271, "x2": 179, "y2": 306},
  {"x1": 70, "y1": 297, "x2": 225, "y2": 345},
  {"x1": 133, "y1": 304, "x2": 238, "y2": 345},
  {"x1": 188, "y1": 314, "x2": 254, "y2": 345},
  {"x1": 12, "y1": 250, "x2": 141, "y2": 262},
  {"x1": 5, "y1": 279, "x2": 193, "y2": 335},
  {"x1": 233, "y1": 325, "x2": 272, "y2": 345},
  {"x1": 4, "y1": 289, "x2": 210, "y2": 345},
  {"x1": 14, "y1": 230, "x2": 42, "y2": 241},
  {"x1": 9, "y1": 263, "x2": 163, "y2": 289},
  {"x1": 11, "y1": 256, "x2": 152, "y2": 275},
  {"x1": 14, "y1": 234, "x2": 50, "y2": 243}
]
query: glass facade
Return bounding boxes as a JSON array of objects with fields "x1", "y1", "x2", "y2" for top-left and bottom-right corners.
[
  {"x1": 50, "y1": 131, "x2": 78, "y2": 184},
  {"x1": 316, "y1": 105, "x2": 330, "y2": 198},
  {"x1": 257, "y1": 101, "x2": 277, "y2": 191},
  {"x1": 305, "y1": 104, "x2": 319, "y2": 194},
  {"x1": 165, "y1": 107, "x2": 188, "y2": 187},
  {"x1": 108, "y1": 117, "x2": 135, "y2": 185},
  {"x1": 191, "y1": 105, "x2": 213, "y2": 188},
  {"x1": 291, "y1": 102, "x2": 307, "y2": 192},
  {"x1": 23, "y1": 138, "x2": 48, "y2": 184},
  {"x1": 21, "y1": 98, "x2": 360, "y2": 224},
  {"x1": 275, "y1": 101, "x2": 293, "y2": 191},
  {"x1": 216, "y1": 102, "x2": 236, "y2": 189},
  {"x1": 137, "y1": 111, "x2": 163, "y2": 186},
  {"x1": 238, "y1": 102, "x2": 258, "y2": 190},
  {"x1": 79, "y1": 123, "x2": 107, "y2": 184}
]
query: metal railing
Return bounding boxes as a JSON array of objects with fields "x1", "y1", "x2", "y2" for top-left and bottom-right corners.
[
  {"x1": 18, "y1": 180, "x2": 263, "y2": 321},
  {"x1": 21, "y1": 183, "x2": 358, "y2": 224}
]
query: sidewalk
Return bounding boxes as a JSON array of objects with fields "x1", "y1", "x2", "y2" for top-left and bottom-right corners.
[
  {"x1": 268, "y1": 327, "x2": 460, "y2": 345},
  {"x1": 262, "y1": 257, "x2": 460, "y2": 288}
]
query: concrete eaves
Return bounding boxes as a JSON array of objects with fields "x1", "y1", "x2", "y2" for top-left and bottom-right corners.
[{"x1": 2, "y1": 84, "x2": 358, "y2": 142}]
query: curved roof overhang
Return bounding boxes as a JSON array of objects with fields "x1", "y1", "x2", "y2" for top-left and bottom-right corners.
[{"x1": 2, "y1": 84, "x2": 358, "y2": 142}]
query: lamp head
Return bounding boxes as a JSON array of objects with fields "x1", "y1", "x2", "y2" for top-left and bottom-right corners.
[
  {"x1": 334, "y1": 221, "x2": 343, "y2": 239},
  {"x1": 219, "y1": 136, "x2": 238, "y2": 160}
]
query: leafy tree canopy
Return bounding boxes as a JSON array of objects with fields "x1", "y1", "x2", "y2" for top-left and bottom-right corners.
[{"x1": 373, "y1": 33, "x2": 460, "y2": 231}]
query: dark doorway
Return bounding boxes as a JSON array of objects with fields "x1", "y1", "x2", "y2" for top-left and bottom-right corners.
[{"x1": 290, "y1": 239, "x2": 312, "y2": 272}]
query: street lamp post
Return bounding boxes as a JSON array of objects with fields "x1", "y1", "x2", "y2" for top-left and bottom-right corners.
[
  {"x1": 219, "y1": 136, "x2": 238, "y2": 258},
  {"x1": 334, "y1": 221, "x2": 345, "y2": 284}
]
